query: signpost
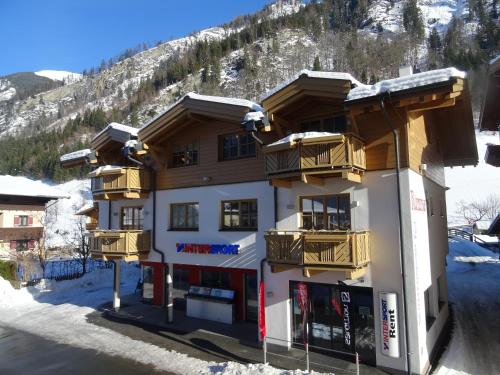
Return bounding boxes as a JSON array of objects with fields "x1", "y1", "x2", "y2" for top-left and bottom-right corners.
[{"x1": 380, "y1": 292, "x2": 400, "y2": 358}]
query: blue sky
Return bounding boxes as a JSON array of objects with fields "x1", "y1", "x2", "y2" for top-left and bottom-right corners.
[{"x1": 0, "y1": 0, "x2": 271, "y2": 76}]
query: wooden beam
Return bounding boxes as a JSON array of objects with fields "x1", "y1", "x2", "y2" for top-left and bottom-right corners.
[
  {"x1": 407, "y1": 98, "x2": 456, "y2": 113},
  {"x1": 301, "y1": 173, "x2": 324, "y2": 186},
  {"x1": 342, "y1": 171, "x2": 362, "y2": 183},
  {"x1": 346, "y1": 268, "x2": 366, "y2": 280},
  {"x1": 270, "y1": 114, "x2": 288, "y2": 138},
  {"x1": 271, "y1": 264, "x2": 296, "y2": 273},
  {"x1": 303, "y1": 268, "x2": 326, "y2": 278},
  {"x1": 270, "y1": 178, "x2": 292, "y2": 188}
]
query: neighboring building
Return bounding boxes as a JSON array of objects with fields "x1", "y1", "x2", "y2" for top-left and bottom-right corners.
[
  {"x1": 479, "y1": 55, "x2": 500, "y2": 167},
  {"x1": 61, "y1": 68, "x2": 478, "y2": 375},
  {"x1": 0, "y1": 176, "x2": 68, "y2": 259}
]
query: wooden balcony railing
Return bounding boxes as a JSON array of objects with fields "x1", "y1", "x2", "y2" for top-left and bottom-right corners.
[
  {"x1": 264, "y1": 134, "x2": 366, "y2": 185},
  {"x1": 90, "y1": 167, "x2": 151, "y2": 200},
  {"x1": 89, "y1": 230, "x2": 150, "y2": 261},
  {"x1": 264, "y1": 230, "x2": 370, "y2": 278}
]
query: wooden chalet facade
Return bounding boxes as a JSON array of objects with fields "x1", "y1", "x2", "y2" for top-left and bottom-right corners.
[{"x1": 61, "y1": 68, "x2": 478, "y2": 375}]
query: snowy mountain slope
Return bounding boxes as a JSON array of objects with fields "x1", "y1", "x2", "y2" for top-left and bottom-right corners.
[
  {"x1": 445, "y1": 129, "x2": 500, "y2": 226},
  {"x1": 35, "y1": 70, "x2": 83, "y2": 83}
]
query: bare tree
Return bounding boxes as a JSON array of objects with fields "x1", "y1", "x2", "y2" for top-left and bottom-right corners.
[
  {"x1": 458, "y1": 194, "x2": 500, "y2": 223},
  {"x1": 68, "y1": 217, "x2": 91, "y2": 275}
]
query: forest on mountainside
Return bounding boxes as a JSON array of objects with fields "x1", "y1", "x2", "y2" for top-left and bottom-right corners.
[{"x1": 0, "y1": 0, "x2": 498, "y2": 182}]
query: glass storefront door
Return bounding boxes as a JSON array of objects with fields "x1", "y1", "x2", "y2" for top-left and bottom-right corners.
[{"x1": 290, "y1": 281, "x2": 375, "y2": 364}]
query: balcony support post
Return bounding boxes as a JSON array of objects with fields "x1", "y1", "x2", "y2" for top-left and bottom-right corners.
[{"x1": 113, "y1": 260, "x2": 121, "y2": 311}]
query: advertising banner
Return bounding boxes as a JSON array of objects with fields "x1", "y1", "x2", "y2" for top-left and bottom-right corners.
[
  {"x1": 339, "y1": 286, "x2": 355, "y2": 352},
  {"x1": 380, "y1": 292, "x2": 400, "y2": 358}
]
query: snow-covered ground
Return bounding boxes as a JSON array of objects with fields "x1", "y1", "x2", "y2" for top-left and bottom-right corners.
[
  {"x1": 445, "y1": 130, "x2": 500, "y2": 226},
  {"x1": 0, "y1": 264, "x2": 308, "y2": 375},
  {"x1": 434, "y1": 238, "x2": 500, "y2": 375}
]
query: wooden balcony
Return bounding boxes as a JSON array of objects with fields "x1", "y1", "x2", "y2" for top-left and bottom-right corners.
[
  {"x1": 85, "y1": 221, "x2": 98, "y2": 231},
  {"x1": 90, "y1": 167, "x2": 151, "y2": 200},
  {"x1": 264, "y1": 133, "x2": 366, "y2": 187},
  {"x1": 264, "y1": 230, "x2": 370, "y2": 279},
  {"x1": 0, "y1": 227, "x2": 44, "y2": 241},
  {"x1": 89, "y1": 230, "x2": 150, "y2": 261}
]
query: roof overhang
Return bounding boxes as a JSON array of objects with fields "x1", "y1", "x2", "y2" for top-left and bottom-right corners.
[
  {"x1": 262, "y1": 71, "x2": 356, "y2": 115},
  {"x1": 479, "y1": 56, "x2": 500, "y2": 131},
  {"x1": 139, "y1": 93, "x2": 261, "y2": 144},
  {"x1": 346, "y1": 74, "x2": 478, "y2": 167},
  {"x1": 91, "y1": 123, "x2": 139, "y2": 151}
]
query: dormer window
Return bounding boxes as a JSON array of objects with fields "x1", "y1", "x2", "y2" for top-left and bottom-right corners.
[
  {"x1": 172, "y1": 141, "x2": 199, "y2": 167},
  {"x1": 220, "y1": 133, "x2": 256, "y2": 161},
  {"x1": 301, "y1": 115, "x2": 347, "y2": 133}
]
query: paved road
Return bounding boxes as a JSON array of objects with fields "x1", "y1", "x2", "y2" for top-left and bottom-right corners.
[{"x1": 0, "y1": 326, "x2": 169, "y2": 375}]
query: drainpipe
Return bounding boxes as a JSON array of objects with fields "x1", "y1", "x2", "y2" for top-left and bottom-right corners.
[
  {"x1": 150, "y1": 168, "x2": 173, "y2": 323},
  {"x1": 379, "y1": 94, "x2": 412, "y2": 375},
  {"x1": 126, "y1": 150, "x2": 172, "y2": 323}
]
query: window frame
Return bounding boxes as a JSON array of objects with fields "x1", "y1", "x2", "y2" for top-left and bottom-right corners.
[
  {"x1": 220, "y1": 199, "x2": 258, "y2": 231},
  {"x1": 300, "y1": 114, "x2": 348, "y2": 134},
  {"x1": 299, "y1": 194, "x2": 351, "y2": 231},
  {"x1": 219, "y1": 132, "x2": 256, "y2": 161},
  {"x1": 19, "y1": 215, "x2": 29, "y2": 227},
  {"x1": 170, "y1": 202, "x2": 199, "y2": 231},
  {"x1": 120, "y1": 206, "x2": 144, "y2": 230},
  {"x1": 171, "y1": 140, "x2": 199, "y2": 168}
]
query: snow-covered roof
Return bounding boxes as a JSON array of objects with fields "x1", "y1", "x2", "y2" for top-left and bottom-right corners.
[
  {"x1": 347, "y1": 67, "x2": 466, "y2": 102},
  {"x1": 92, "y1": 122, "x2": 139, "y2": 142},
  {"x1": 76, "y1": 203, "x2": 97, "y2": 216},
  {"x1": 59, "y1": 148, "x2": 91, "y2": 163},
  {"x1": 0, "y1": 175, "x2": 70, "y2": 200},
  {"x1": 87, "y1": 165, "x2": 124, "y2": 177},
  {"x1": 185, "y1": 92, "x2": 263, "y2": 112},
  {"x1": 243, "y1": 111, "x2": 265, "y2": 123},
  {"x1": 141, "y1": 92, "x2": 263, "y2": 131},
  {"x1": 267, "y1": 132, "x2": 340, "y2": 147},
  {"x1": 261, "y1": 69, "x2": 364, "y2": 101}
]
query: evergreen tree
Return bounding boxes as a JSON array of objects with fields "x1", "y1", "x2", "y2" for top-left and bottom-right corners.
[
  {"x1": 313, "y1": 55, "x2": 322, "y2": 71},
  {"x1": 402, "y1": 0, "x2": 425, "y2": 42}
]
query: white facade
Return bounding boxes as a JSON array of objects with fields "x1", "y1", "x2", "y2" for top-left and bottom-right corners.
[
  {"x1": 264, "y1": 169, "x2": 449, "y2": 374},
  {"x1": 98, "y1": 180, "x2": 275, "y2": 271}
]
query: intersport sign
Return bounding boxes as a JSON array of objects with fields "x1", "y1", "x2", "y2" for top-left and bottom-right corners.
[{"x1": 380, "y1": 292, "x2": 399, "y2": 358}]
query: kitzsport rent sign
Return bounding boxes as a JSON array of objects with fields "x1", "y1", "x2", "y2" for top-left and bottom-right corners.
[{"x1": 380, "y1": 292, "x2": 399, "y2": 358}]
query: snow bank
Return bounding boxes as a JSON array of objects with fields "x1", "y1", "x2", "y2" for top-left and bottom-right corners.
[
  {"x1": 347, "y1": 67, "x2": 466, "y2": 101},
  {"x1": 0, "y1": 175, "x2": 69, "y2": 199},
  {"x1": 267, "y1": 131, "x2": 340, "y2": 147}
]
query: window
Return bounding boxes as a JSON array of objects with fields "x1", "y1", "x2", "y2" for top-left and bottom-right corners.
[
  {"x1": 201, "y1": 270, "x2": 230, "y2": 289},
  {"x1": 300, "y1": 195, "x2": 351, "y2": 230},
  {"x1": 170, "y1": 203, "x2": 199, "y2": 230},
  {"x1": 10, "y1": 240, "x2": 35, "y2": 251},
  {"x1": 221, "y1": 199, "x2": 258, "y2": 230},
  {"x1": 172, "y1": 141, "x2": 199, "y2": 167},
  {"x1": 15, "y1": 215, "x2": 31, "y2": 227},
  {"x1": 301, "y1": 115, "x2": 347, "y2": 133},
  {"x1": 424, "y1": 286, "x2": 435, "y2": 331},
  {"x1": 220, "y1": 133, "x2": 256, "y2": 161},
  {"x1": 121, "y1": 207, "x2": 143, "y2": 230}
]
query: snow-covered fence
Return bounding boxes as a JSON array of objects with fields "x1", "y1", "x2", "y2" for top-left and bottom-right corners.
[{"x1": 20, "y1": 259, "x2": 112, "y2": 284}]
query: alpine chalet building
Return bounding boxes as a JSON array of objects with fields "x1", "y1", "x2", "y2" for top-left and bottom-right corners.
[{"x1": 61, "y1": 67, "x2": 478, "y2": 375}]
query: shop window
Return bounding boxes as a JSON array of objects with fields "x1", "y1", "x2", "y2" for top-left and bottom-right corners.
[
  {"x1": 172, "y1": 141, "x2": 199, "y2": 167},
  {"x1": 301, "y1": 115, "x2": 347, "y2": 133},
  {"x1": 121, "y1": 207, "x2": 143, "y2": 230},
  {"x1": 173, "y1": 267, "x2": 190, "y2": 310},
  {"x1": 300, "y1": 195, "x2": 351, "y2": 230},
  {"x1": 219, "y1": 133, "x2": 256, "y2": 161},
  {"x1": 437, "y1": 275, "x2": 446, "y2": 311},
  {"x1": 201, "y1": 270, "x2": 230, "y2": 289},
  {"x1": 424, "y1": 286, "x2": 435, "y2": 331},
  {"x1": 170, "y1": 203, "x2": 199, "y2": 230},
  {"x1": 221, "y1": 199, "x2": 257, "y2": 230}
]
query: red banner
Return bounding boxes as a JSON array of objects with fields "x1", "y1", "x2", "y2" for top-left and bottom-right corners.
[{"x1": 259, "y1": 281, "x2": 266, "y2": 340}]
